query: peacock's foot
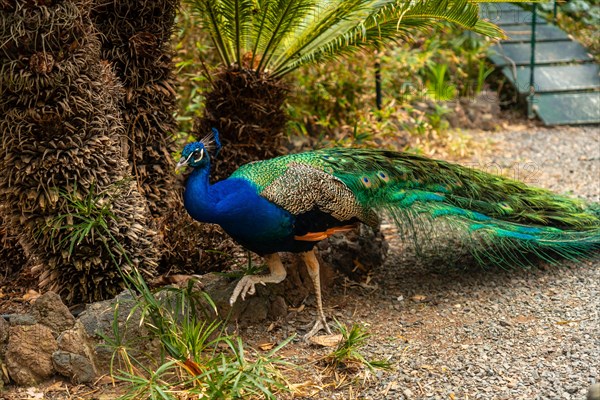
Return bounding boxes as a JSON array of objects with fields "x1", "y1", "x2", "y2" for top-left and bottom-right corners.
[
  {"x1": 229, "y1": 275, "x2": 265, "y2": 305},
  {"x1": 229, "y1": 254, "x2": 287, "y2": 307},
  {"x1": 302, "y1": 315, "x2": 332, "y2": 341}
]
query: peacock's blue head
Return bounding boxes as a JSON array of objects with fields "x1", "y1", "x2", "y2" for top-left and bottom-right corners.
[
  {"x1": 176, "y1": 128, "x2": 222, "y2": 171},
  {"x1": 176, "y1": 142, "x2": 209, "y2": 170}
]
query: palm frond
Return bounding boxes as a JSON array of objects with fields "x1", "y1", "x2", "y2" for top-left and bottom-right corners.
[
  {"x1": 219, "y1": 0, "x2": 257, "y2": 65},
  {"x1": 269, "y1": 0, "x2": 383, "y2": 73},
  {"x1": 191, "y1": 0, "x2": 235, "y2": 65},
  {"x1": 188, "y1": 0, "x2": 505, "y2": 77},
  {"x1": 394, "y1": 0, "x2": 505, "y2": 37},
  {"x1": 254, "y1": 0, "x2": 316, "y2": 72}
]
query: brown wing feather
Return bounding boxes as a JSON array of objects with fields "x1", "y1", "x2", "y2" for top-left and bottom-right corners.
[{"x1": 260, "y1": 163, "x2": 378, "y2": 226}]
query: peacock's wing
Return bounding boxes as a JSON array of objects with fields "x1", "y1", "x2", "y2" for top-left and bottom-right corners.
[{"x1": 259, "y1": 162, "x2": 379, "y2": 226}]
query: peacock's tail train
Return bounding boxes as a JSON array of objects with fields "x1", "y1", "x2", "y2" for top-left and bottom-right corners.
[{"x1": 344, "y1": 149, "x2": 599, "y2": 268}]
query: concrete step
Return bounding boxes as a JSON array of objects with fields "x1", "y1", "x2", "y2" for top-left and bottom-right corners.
[
  {"x1": 535, "y1": 92, "x2": 600, "y2": 125},
  {"x1": 502, "y1": 24, "x2": 570, "y2": 43},
  {"x1": 489, "y1": 41, "x2": 593, "y2": 67},
  {"x1": 502, "y1": 64, "x2": 600, "y2": 94}
]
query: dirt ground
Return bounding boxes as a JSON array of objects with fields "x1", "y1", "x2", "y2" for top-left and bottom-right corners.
[{"x1": 1, "y1": 121, "x2": 599, "y2": 399}]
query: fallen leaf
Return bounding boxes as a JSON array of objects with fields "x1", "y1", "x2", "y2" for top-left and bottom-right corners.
[
  {"x1": 411, "y1": 294, "x2": 427, "y2": 302},
  {"x1": 45, "y1": 381, "x2": 66, "y2": 392},
  {"x1": 151, "y1": 274, "x2": 203, "y2": 287},
  {"x1": 556, "y1": 318, "x2": 588, "y2": 325},
  {"x1": 258, "y1": 342, "x2": 275, "y2": 351},
  {"x1": 25, "y1": 388, "x2": 44, "y2": 399},
  {"x1": 515, "y1": 315, "x2": 533, "y2": 324},
  {"x1": 352, "y1": 259, "x2": 366, "y2": 272},
  {"x1": 308, "y1": 333, "x2": 343, "y2": 347},
  {"x1": 23, "y1": 289, "x2": 40, "y2": 302},
  {"x1": 289, "y1": 304, "x2": 305, "y2": 312},
  {"x1": 94, "y1": 375, "x2": 115, "y2": 385}
]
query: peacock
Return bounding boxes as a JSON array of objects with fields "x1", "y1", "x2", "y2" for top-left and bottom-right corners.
[{"x1": 176, "y1": 129, "x2": 600, "y2": 338}]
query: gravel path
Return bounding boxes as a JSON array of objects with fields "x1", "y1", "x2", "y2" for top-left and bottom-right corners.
[
  {"x1": 289, "y1": 125, "x2": 600, "y2": 400},
  {"x1": 3, "y1": 125, "x2": 596, "y2": 400}
]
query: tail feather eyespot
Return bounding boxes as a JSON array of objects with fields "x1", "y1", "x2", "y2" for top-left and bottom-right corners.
[
  {"x1": 377, "y1": 171, "x2": 390, "y2": 182},
  {"x1": 361, "y1": 176, "x2": 372, "y2": 188}
]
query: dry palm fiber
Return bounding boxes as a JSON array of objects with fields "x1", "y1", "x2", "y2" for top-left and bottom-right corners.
[
  {"x1": 194, "y1": 67, "x2": 290, "y2": 180},
  {"x1": 0, "y1": 213, "x2": 27, "y2": 279},
  {"x1": 0, "y1": 0, "x2": 159, "y2": 304},
  {"x1": 91, "y1": 0, "x2": 180, "y2": 216}
]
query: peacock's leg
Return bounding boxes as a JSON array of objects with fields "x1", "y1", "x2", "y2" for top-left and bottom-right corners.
[
  {"x1": 229, "y1": 253, "x2": 287, "y2": 305},
  {"x1": 300, "y1": 249, "x2": 332, "y2": 339}
]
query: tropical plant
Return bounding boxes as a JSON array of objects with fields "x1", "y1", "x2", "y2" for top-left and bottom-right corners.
[
  {"x1": 324, "y1": 321, "x2": 391, "y2": 372},
  {"x1": 105, "y1": 266, "x2": 293, "y2": 399},
  {"x1": 0, "y1": 0, "x2": 158, "y2": 303},
  {"x1": 186, "y1": 0, "x2": 503, "y2": 176}
]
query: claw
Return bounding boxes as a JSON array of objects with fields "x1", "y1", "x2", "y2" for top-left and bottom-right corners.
[
  {"x1": 229, "y1": 275, "x2": 256, "y2": 305},
  {"x1": 302, "y1": 315, "x2": 332, "y2": 341}
]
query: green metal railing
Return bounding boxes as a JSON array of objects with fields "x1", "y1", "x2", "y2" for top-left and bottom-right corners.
[
  {"x1": 528, "y1": 2, "x2": 538, "y2": 119},
  {"x1": 374, "y1": 0, "x2": 562, "y2": 114},
  {"x1": 528, "y1": 0, "x2": 560, "y2": 118}
]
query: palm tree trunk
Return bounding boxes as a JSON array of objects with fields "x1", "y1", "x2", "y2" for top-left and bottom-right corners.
[
  {"x1": 0, "y1": 0, "x2": 159, "y2": 304},
  {"x1": 195, "y1": 67, "x2": 289, "y2": 179},
  {"x1": 91, "y1": 0, "x2": 230, "y2": 274},
  {"x1": 0, "y1": 214, "x2": 26, "y2": 282},
  {"x1": 91, "y1": 0, "x2": 180, "y2": 217}
]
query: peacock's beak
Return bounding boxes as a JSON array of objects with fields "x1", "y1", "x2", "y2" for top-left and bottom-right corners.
[{"x1": 175, "y1": 157, "x2": 189, "y2": 171}]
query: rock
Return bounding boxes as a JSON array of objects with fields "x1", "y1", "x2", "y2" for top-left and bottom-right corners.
[
  {"x1": 0, "y1": 317, "x2": 8, "y2": 386},
  {"x1": 52, "y1": 350, "x2": 95, "y2": 384},
  {"x1": 238, "y1": 296, "x2": 269, "y2": 323},
  {"x1": 57, "y1": 321, "x2": 92, "y2": 357},
  {"x1": 200, "y1": 272, "x2": 240, "y2": 317},
  {"x1": 588, "y1": 383, "x2": 600, "y2": 400},
  {"x1": 447, "y1": 92, "x2": 501, "y2": 131},
  {"x1": 318, "y1": 224, "x2": 388, "y2": 280},
  {"x1": 30, "y1": 291, "x2": 75, "y2": 335},
  {"x1": 5, "y1": 324, "x2": 58, "y2": 385},
  {"x1": 270, "y1": 295, "x2": 288, "y2": 318},
  {"x1": 8, "y1": 314, "x2": 36, "y2": 326},
  {"x1": 77, "y1": 291, "x2": 161, "y2": 375},
  {"x1": 54, "y1": 321, "x2": 98, "y2": 383},
  {"x1": 203, "y1": 270, "x2": 291, "y2": 324},
  {"x1": 0, "y1": 316, "x2": 8, "y2": 343}
]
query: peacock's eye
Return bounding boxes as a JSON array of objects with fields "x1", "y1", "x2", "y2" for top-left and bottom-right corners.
[{"x1": 193, "y1": 148, "x2": 204, "y2": 162}]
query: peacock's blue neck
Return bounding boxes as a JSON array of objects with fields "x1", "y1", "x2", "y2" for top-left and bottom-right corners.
[{"x1": 183, "y1": 165, "x2": 218, "y2": 224}]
